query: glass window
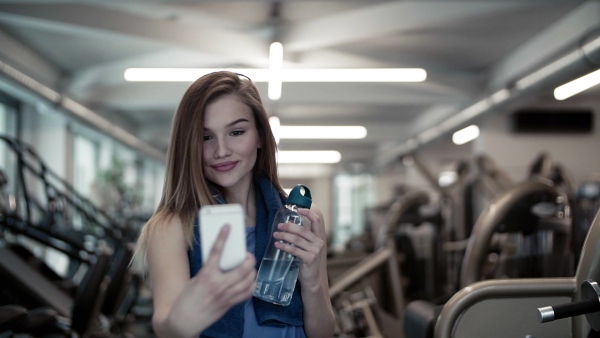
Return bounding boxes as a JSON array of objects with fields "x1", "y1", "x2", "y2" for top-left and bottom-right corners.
[
  {"x1": 72, "y1": 133, "x2": 99, "y2": 200},
  {"x1": 0, "y1": 97, "x2": 18, "y2": 197},
  {"x1": 332, "y1": 173, "x2": 375, "y2": 252},
  {"x1": 139, "y1": 157, "x2": 164, "y2": 213},
  {"x1": 0, "y1": 103, "x2": 8, "y2": 171}
]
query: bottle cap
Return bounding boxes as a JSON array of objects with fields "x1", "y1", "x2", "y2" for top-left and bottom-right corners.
[{"x1": 287, "y1": 184, "x2": 312, "y2": 209}]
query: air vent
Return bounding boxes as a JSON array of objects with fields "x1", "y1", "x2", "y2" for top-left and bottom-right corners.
[{"x1": 511, "y1": 109, "x2": 594, "y2": 134}]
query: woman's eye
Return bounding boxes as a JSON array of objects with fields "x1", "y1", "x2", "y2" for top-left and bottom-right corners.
[
  {"x1": 231, "y1": 130, "x2": 245, "y2": 136},
  {"x1": 203, "y1": 135, "x2": 213, "y2": 141}
]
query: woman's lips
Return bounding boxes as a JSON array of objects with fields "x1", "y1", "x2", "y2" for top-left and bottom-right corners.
[{"x1": 212, "y1": 161, "x2": 238, "y2": 172}]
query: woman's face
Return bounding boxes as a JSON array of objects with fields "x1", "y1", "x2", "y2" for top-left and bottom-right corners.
[{"x1": 202, "y1": 94, "x2": 261, "y2": 192}]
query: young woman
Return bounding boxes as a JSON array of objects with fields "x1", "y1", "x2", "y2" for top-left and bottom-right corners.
[{"x1": 133, "y1": 71, "x2": 335, "y2": 338}]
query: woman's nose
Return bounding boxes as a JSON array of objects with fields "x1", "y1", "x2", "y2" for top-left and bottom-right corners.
[{"x1": 214, "y1": 137, "x2": 231, "y2": 158}]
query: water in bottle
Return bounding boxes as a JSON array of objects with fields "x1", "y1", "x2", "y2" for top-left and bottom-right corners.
[{"x1": 253, "y1": 184, "x2": 312, "y2": 306}]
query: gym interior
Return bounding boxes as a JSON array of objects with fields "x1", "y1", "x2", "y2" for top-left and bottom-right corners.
[{"x1": 1, "y1": 2, "x2": 600, "y2": 337}]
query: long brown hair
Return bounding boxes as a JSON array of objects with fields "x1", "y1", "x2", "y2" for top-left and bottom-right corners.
[{"x1": 132, "y1": 71, "x2": 283, "y2": 273}]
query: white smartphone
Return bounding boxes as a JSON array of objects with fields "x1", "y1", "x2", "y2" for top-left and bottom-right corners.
[{"x1": 199, "y1": 203, "x2": 247, "y2": 271}]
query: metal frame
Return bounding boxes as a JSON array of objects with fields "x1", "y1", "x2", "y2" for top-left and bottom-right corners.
[{"x1": 435, "y1": 206, "x2": 600, "y2": 338}]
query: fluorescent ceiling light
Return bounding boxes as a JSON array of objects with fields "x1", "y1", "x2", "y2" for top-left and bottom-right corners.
[
  {"x1": 268, "y1": 42, "x2": 283, "y2": 101},
  {"x1": 278, "y1": 163, "x2": 333, "y2": 178},
  {"x1": 124, "y1": 68, "x2": 269, "y2": 82},
  {"x1": 277, "y1": 151, "x2": 341, "y2": 164},
  {"x1": 280, "y1": 69, "x2": 426, "y2": 82},
  {"x1": 554, "y1": 68, "x2": 600, "y2": 100},
  {"x1": 268, "y1": 117, "x2": 366, "y2": 141},
  {"x1": 438, "y1": 171, "x2": 458, "y2": 187},
  {"x1": 452, "y1": 125, "x2": 480, "y2": 145},
  {"x1": 124, "y1": 68, "x2": 427, "y2": 83},
  {"x1": 269, "y1": 116, "x2": 281, "y2": 144},
  {"x1": 279, "y1": 126, "x2": 367, "y2": 139}
]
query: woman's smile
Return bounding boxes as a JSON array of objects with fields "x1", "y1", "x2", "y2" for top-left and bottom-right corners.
[{"x1": 212, "y1": 161, "x2": 239, "y2": 172}]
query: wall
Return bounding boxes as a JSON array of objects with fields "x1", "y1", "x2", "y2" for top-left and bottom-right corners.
[
  {"x1": 475, "y1": 99, "x2": 600, "y2": 185},
  {"x1": 374, "y1": 96, "x2": 600, "y2": 196}
]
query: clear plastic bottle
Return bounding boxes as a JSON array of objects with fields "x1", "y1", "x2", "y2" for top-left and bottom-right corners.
[{"x1": 253, "y1": 184, "x2": 312, "y2": 306}]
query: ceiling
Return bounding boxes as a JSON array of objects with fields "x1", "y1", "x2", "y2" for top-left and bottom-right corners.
[{"x1": 0, "y1": 1, "x2": 599, "y2": 176}]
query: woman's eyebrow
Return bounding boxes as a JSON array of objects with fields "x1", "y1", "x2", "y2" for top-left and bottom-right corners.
[
  {"x1": 204, "y1": 118, "x2": 250, "y2": 131},
  {"x1": 226, "y1": 118, "x2": 250, "y2": 127}
]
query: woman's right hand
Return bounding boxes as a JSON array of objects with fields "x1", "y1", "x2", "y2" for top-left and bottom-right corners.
[{"x1": 166, "y1": 225, "x2": 256, "y2": 337}]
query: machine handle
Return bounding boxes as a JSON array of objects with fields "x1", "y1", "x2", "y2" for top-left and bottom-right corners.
[
  {"x1": 538, "y1": 280, "x2": 600, "y2": 331},
  {"x1": 539, "y1": 298, "x2": 600, "y2": 322}
]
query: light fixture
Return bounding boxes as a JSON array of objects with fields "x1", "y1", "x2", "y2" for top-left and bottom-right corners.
[
  {"x1": 438, "y1": 171, "x2": 458, "y2": 187},
  {"x1": 452, "y1": 125, "x2": 480, "y2": 145},
  {"x1": 269, "y1": 116, "x2": 281, "y2": 144},
  {"x1": 123, "y1": 68, "x2": 269, "y2": 82},
  {"x1": 268, "y1": 117, "x2": 366, "y2": 142},
  {"x1": 278, "y1": 163, "x2": 333, "y2": 178},
  {"x1": 124, "y1": 68, "x2": 427, "y2": 83},
  {"x1": 280, "y1": 126, "x2": 367, "y2": 139},
  {"x1": 268, "y1": 42, "x2": 283, "y2": 100},
  {"x1": 280, "y1": 68, "x2": 426, "y2": 82},
  {"x1": 554, "y1": 68, "x2": 600, "y2": 100},
  {"x1": 277, "y1": 151, "x2": 341, "y2": 164}
]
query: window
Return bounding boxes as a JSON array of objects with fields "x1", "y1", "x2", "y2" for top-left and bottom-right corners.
[
  {"x1": 0, "y1": 97, "x2": 18, "y2": 196},
  {"x1": 72, "y1": 133, "x2": 99, "y2": 209},
  {"x1": 332, "y1": 173, "x2": 375, "y2": 252}
]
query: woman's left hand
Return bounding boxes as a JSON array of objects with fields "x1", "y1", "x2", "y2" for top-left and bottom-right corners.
[{"x1": 273, "y1": 207, "x2": 325, "y2": 289}]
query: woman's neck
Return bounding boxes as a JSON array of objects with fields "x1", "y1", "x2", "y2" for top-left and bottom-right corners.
[{"x1": 223, "y1": 180, "x2": 257, "y2": 227}]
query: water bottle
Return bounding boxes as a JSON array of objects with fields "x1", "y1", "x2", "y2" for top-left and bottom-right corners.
[{"x1": 253, "y1": 184, "x2": 312, "y2": 306}]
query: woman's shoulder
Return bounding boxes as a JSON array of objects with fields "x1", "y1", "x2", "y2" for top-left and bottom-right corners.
[
  {"x1": 145, "y1": 212, "x2": 190, "y2": 272},
  {"x1": 147, "y1": 211, "x2": 184, "y2": 229},
  {"x1": 146, "y1": 212, "x2": 187, "y2": 247}
]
